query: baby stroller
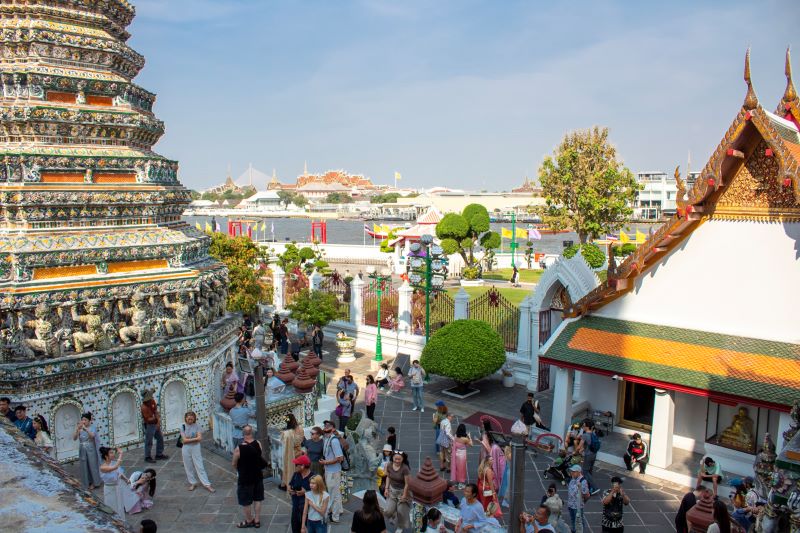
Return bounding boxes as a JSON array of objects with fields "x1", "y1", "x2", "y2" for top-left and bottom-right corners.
[{"x1": 543, "y1": 450, "x2": 580, "y2": 486}]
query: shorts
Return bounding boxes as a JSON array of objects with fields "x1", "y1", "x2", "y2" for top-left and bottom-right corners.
[{"x1": 237, "y1": 479, "x2": 265, "y2": 506}]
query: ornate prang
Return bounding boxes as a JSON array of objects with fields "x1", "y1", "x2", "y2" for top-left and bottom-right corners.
[
  {"x1": 744, "y1": 48, "x2": 759, "y2": 111},
  {"x1": 782, "y1": 46, "x2": 798, "y2": 109}
]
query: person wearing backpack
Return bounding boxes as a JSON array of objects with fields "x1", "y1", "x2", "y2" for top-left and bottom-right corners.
[
  {"x1": 320, "y1": 420, "x2": 345, "y2": 524},
  {"x1": 577, "y1": 419, "x2": 601, "y2": 496},
  {"x1": 566, "y1": 464, "x2": 590, "y2": 533}
]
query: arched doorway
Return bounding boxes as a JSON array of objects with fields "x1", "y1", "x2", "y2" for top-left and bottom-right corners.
[{"x1": 537, "y1": 283, "x2": 571, "y2": 391}]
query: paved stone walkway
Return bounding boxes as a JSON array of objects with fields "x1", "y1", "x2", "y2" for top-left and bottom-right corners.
[{"x1": 62, "y1": 342, "x2": 690, "y2": 532}]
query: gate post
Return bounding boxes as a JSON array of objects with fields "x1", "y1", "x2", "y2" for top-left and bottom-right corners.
[
  {"x1": 397, "y1": 281, "x2": 412, "y2": 334},
  {"x1": 349, "y1": 276, "x2": 364, "y2": 326},
  {"x1": 516, "y1": 296, "x2": 531, "y2": 385},
  {"x1": 309, "y1": 269, "x2": 322, "y2": 292},
  {"x1": 454, "y1": 287, "x2": 469, "y2": 320},
  {"x1": 272, "y1": 265, "x2": 285, "y2": 311}
]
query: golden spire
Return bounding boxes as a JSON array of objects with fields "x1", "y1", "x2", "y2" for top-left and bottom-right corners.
[
  {"x1": 674, "y1": 165, "x2": 686, "y2": 208},
  {"x1": 743, "y1": 48, "x2": 758, "y2": 110},
  {"x1": 782, "y1": 46, "x2": 798, "y2": 107}
]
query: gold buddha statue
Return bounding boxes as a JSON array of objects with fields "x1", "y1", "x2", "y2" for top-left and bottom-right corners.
[{"x1": 718, "y1": 406, "x2": 756, "y2": 452}]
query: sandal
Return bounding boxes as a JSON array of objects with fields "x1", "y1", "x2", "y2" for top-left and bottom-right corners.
[
  {"x1": 236, "y1": 521, "x2": 254, "y2": 528},
  {"x1": 188, "y1": 484, "x2": 197, "y2": 491},
  {"x1": 204, "y1": 485, "x2": 216, "y2": 493},
  {"x1": 253, "y1": 521, "x2": 261, "y2": 528}
]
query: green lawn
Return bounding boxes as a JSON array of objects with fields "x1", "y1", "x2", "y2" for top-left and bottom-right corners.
[
  {"x1": 446, "y1": 285, "x2": 531, "y2": 306},
  {"x1": 482, "y1": 268, "x2": 543, "y2": 284}
]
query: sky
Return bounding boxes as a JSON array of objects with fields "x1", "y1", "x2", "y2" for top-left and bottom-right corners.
[{"x1": 128, "y1": 0, "x2": 798, "y2": 191}]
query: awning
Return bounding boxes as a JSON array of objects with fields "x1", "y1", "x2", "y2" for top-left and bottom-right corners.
[{"x1": 540, "y1": 316, "x2": 799, "y2": 411}]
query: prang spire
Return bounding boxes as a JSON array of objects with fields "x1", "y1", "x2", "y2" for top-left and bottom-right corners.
[
  {"x1": 781, "y1": 46, "x2": 798, "y2": 110},
  {"x1": 743, "y1": 48, "x2": 759, "y2": 111}
]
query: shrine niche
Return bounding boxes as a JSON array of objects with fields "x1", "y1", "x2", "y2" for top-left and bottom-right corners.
[
  {"x1": 109, "y1": 389, "x2": 140, "y2": 446},
  {"x1": 161, "y1": 379, "x2": 188, "y2": 434},
  {"x1": 52, "y1": 400, "x2": 82, "y2": 461},
  {"x1": 706, "y1": 402, "x2": 778, "y2": 455}
]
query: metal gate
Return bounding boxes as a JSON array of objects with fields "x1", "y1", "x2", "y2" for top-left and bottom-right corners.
[
  {"x1": 467, "y1": 287, "x2": 520, "y2": 351},
  {"x1": 537, "y1": 310, "x2": 551, "y2": 391},
  {"x1": 411, "y1": 290, "x2": 455, "y2": 335},
  {"x1": 318, "y1": 270, "x2": 351, "y2": 321},
  {"x1": 362, "y1": 285, "x2": 399, "y2": 328}
]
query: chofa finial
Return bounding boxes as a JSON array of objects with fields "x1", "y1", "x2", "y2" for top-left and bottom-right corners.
[
  {"x1": 783, "y1": 46, "x2": 797, "y2": 106},
  {"x1": 744, "y1": 48, "x2": 759, "y2": 110}
]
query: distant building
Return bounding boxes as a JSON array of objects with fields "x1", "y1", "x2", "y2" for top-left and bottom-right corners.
[
  {"x1": 237, "y1": 190, "x2": 283, "y2": 211},
  {"x1": 511, "y1": 176, "x2": 541, "y2": 195},
  {"x1": 269, "y1": 165, "x2": 377, "y2": 202},
  {"x1": 633, "y1": 171, "x2": 677, "y2": 219}
]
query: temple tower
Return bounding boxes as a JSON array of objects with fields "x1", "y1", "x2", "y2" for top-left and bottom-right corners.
[{"x1": 0, "y1": 1, "x2": 239, "y2": 459}]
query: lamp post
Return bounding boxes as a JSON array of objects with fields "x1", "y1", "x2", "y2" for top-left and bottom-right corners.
[
  {"x1": 366, "y1": 265, "x2": 392, "y2": 361},
  {"x1": 407, "y1": 234, "x2": 448, "y2": 342},
  {"x1": 509, "y1": 210, "x2": 518, "y2": 269}
]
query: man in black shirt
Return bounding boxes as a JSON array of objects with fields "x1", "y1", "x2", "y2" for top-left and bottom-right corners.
[
  {"x1": 289, "y1": 455, "x2": 313, "y2": 533},
  {"x1": 232, "y1": 425, "x2": 264, "y2": 529},
  {"x1": 675, "y1": 485, "x2": 708, "y2": 533},
  {"x1": 520, "y1": 393, "x2": 536, "y2": 437},
  {"x1": 312, "y1": 325, "x2": 324, "y2": 359}
]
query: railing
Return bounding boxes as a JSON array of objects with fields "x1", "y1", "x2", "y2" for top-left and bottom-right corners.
[
  {"x1": 411, "y1": 290, "x2": 454, "y2": 335},
  {"x1": 468, "y1": 287, "x2": 520, "y2": 351},
  {"x1": 362, "y1": 285, "x2": 399, "y2": 328}
]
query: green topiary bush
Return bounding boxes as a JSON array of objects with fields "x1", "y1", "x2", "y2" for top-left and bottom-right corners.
[
  {"x1": 612, "y1": 243, "x2": 637, "y2": 257},
  {"x1": 563, "y1": 242, "x2": 606, "y2": 269},
  {"x1": 419, "y1": 319, "x2": 506, "y2": 389}
]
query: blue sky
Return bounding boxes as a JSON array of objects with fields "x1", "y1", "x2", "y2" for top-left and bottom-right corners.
[{"x1": 129, "y1": 0, "x2": 798, "y2": 191}]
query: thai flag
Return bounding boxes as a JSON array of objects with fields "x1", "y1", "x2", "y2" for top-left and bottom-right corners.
[
  {"x1": 606, "y1": 234, "x2": 618, "y2": 241},
  {"x1": 363, "y1": 224, "x2": 370, "y2": 232}
]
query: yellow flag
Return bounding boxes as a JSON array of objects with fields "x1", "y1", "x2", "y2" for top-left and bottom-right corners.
[
  {"x1": 381, "y1": 224, "x2": 390, "y2": 234},
  {"x1": 195, "y1": 222, "x2": 202, "y2": 231},
  {"x1": 373, "y1": 223, "x2": 382, "y2": 234},
  {"x1": 204, "y1": 222, "x2": 212, "y2": 233},
  {"x1": 501, "y1": 227, "x2": 513, "y2": 239},
  {"x1": 619, "y1": 231, "x2": 630, "y2": 243},
  {"x1": 515, "y1": 228, "x2": 528, "y2": 238},
  {"x1": 394, "y1": 171, "x2": 402, "y2": 181},
  {"x1": 261, "y1": 222, "x2": 266, "y2": 231},
  {"x1": 635, "y1": 230, "x2": 647, "y2": 243}
]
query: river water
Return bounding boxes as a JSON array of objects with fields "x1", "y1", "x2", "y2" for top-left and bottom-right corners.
[{"x1": 183, "y1": 215, "x2": 659, "y2": 256}]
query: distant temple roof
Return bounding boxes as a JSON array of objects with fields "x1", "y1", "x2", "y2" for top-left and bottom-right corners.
[
  {"x1": 269, "y1": 168, "x2": 376, "y2": 192},
  {"x1": 0, "y1": 418, "x2": 131, "y2": 532},
  {"x1": 512, "y1": 176, "x2": 541, "y2": 194}
]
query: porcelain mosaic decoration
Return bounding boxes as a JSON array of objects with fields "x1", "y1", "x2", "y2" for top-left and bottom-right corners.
[{"x1": 0, "y1": 0, "x2": 239, "y2": 460}]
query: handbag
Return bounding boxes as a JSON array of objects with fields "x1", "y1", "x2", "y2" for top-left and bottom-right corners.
[
  {"x1": 334, "y1": 404, "x2": 343, "y2": 417},
  {"x1": 482, "y1": 471, "x2": 494, "y2": 497},
  {"x1": 176, "y1": 424, "x2": 184, "y2": 448}
]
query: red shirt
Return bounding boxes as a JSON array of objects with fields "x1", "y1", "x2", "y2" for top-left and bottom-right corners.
[{"x1": 141, "y1": 399, "x2": 159, "y2": 425}]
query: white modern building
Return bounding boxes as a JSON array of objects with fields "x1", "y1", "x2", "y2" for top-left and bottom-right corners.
[{"x1": 633, "y1": 171, "x2": 702, "y2": 220}]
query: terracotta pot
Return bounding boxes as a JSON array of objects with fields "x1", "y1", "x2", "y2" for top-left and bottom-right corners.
[
  {"x1": 293, "y1": 366, "x2": 316, "y2": 393},
  {"x1": 299, "y1": 357, "x2": 319, "y2": 380},
  {"x1": 304, "y1": 350, "x2": 322, "y2": 368},
  {"x1": 220, "y1": 389, "x2": 236, "y2": 411},
  {"x1": 282, "y1": 353, "x2": 300, "y2": 372},
  {"x1": 276, "y1": 361, "x2": 296, "y2": 385}
]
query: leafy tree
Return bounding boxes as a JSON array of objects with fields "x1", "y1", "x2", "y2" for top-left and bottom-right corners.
[
  {"x1": 325, "y1": 192, "x2": 354, "y2": 204},
  {"x1": 419, "y1": 319, "x2": 506, "y2": 391},
  {"x1": 612, "y1": 243, "x2": 637, "y2": 257},
  {"x1": 208, "y1": 232, "x2": 270, "y2": 315},
  {"x1": 189, "y1": 190, "x2": 201, "y2": 200},
  {"x1": 275, "y1": 242, "x2": 325, "y2": 275},
  {"x1": 277, "y1": 190, "x2": 308, "y2": 208},
  {"x1": 435, "y1": 203, "x2": 500, "y2": 266},
  {"x1": 563, "y1": 242, "x2": 606, "y2": 269},
  {"x1": 201, "y1": 191, "x2": 218, "y2": 201},
  {"x1": 537, "y1": 126, "x2": 638, "y2": 243},
  {"x1": 287, "y1": 289, "x2": 342, "y2": 327},
  {"x1": 370, "y1": 192, "x2": 401, "y2": 204}
]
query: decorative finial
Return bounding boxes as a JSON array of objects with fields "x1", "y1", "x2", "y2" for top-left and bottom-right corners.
[
  {"x1": 674, "y1": 165, "x2": 687, "y2": 208},
  {"x1": 744, "y1": 48, "x2": 758, "y2": 110},
  {"x1": 782, "y1": 46, "x2": 797, "y2": 105}
]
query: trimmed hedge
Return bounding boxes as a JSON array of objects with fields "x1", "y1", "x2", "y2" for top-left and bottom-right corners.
[{"x1": 419, "y1": 319, "x2": 506, "y2": 386}]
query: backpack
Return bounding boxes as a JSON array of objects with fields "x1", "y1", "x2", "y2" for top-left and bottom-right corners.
[
  {"x1": 588, "y1": 432, "x2": 601, "y2": 453},
  {"x1": 327, "y1": 435, "x2": 350, "y2": 471},
  {"x1": 579, "y1": 476, "x2": 591, "y2": 502}
]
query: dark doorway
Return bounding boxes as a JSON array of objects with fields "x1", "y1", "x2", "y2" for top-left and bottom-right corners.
[{"x1": 618, "y1": 382, "x2": 655, "y2": 430}]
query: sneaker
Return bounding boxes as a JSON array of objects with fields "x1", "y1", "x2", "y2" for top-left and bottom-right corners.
[
  {"x1": 411, "y1": 407, "x2": 418, "y2": 411},
  {"x1": 155, "y1": 454, "x2": 169, "y2": 460},
  {"x1": 420, "y1": 408, "x2": 425, "y2": 412},
  {"x1": 144, "y1": 457, "x2": 156, "y2": 463}
]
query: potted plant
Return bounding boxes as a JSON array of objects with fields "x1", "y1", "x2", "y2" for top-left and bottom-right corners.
[
  {"x1": 335, "y1": 331, "x2": 356, "y2": 363},
  {"x1": 501, "y1": 362, "x2": 515, "y2": 388}
]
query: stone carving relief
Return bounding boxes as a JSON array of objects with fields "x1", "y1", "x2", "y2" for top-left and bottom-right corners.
[
  {"x1": 53, "y1": 402, "x2": 81, "y2": 461},
  {"x1": 111, "y1": 391, "x2": 138, "y2": 445},
  {"x1": 162, "y1": 380, "x2": 187, "y2": 433}
]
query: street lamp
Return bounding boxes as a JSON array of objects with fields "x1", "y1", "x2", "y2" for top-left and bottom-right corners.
[
  {"x1": 407, "y1": 234, "x2": 448, "y2": 342},
  {"x1": 366, "y1": 265, "x2": 392, "y2": 361}
]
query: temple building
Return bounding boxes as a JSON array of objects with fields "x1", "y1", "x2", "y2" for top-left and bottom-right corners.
[
  {"x1": 0, "y1": 1, "x2": 238, "y2": 460},
  {"x1": 268, "y1": 165, "x2": 378, "y2": 201},
  {"x1": 537, "y1": 50, "x2": 800, "y2": 482}
]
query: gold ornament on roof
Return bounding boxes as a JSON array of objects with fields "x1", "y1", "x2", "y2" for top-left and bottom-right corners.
[
  {"x1": 782, "y1": 46, "x2": 797, "y2": 107},
  {"x1": 743, "y1": 48, "x2": 759, "y2": 111}
]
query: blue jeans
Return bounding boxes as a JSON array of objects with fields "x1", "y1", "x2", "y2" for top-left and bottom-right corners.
[
  {"x1": 569, "y1": 507, "x2": 587, "y2": 533},
  {"x1": 582, "y1": 455, "x2": 597, "y2": 492},
  {"x1": 144, "y1": 423, "x2": 164, "y2": 459},
  {"x1": 434, "y1": 427, "x2": 440, "y2": 452},
  {"x1": 306, "y1": 520, "x2": 327, "y2": 533},
  {"x1": 313, "y1": 344, "x2": 322, "y2": 358},
  {"x1": 411, "y1": 386, "x2": 424, "y2": 409}
]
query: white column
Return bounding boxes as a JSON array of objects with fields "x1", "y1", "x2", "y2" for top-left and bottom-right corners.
[
  {"x1": 349, "y1": 276, "x2": 364, "y2": 326},
  {"x1": 272, "y1": 265, "x2": 285, "y2": 311},
  {"x1": 517, "y1": 296, "x2": 531, "y2": 358},
  {"x1": 572, "y1": 372, "x2": 582, "y2": 402},
  {"x1": 309, "y1": 269, "x2": 323, "y2": 291},
  {"x1": 454, "y1": 287, "x2": 469, "y2": 320},
  {"x1": 397, "y1": 281, "x2": 413, "y2": 335},
  {"x1": 776, "y1": 411, "x2": 793, "y2": 454},
  {"x1": 550, "y1": 367, "x2": 574, "y2": 441},
  {"x1": 649, "y1": 389, "x2": 676, "y2": 469}
]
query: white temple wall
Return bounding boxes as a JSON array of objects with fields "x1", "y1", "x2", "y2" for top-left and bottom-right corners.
[
  {"x1": 18, "y1": 332, "x2": 238, "y2": 463},
  {"x1": 595, "y1": 220, "x2": 800, "y2": 344}
]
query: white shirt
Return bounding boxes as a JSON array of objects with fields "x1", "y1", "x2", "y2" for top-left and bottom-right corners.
[{"x1": 440, "y1": 418, "x2": 453, "y2": 441}]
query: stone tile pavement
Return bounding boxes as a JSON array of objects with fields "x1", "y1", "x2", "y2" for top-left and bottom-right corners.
[{"x1": 62, "y1": 348, "x2": 685, "y2": 532}]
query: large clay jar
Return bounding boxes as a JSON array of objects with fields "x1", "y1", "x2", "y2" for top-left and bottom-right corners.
[
  {"x1": 686, "y1": 491, "x2": 715, "y2": 533},
  {"x1": 299, "y1": 356, "x2": 319, "y2": 380},
  {"x1": 293, "y1": 366, "x2": 316, "y2": 394},
  {"x1": 220, "y1": 385, "x2": 236, "y2": 411},
  {"x1": 282, "y1": 353, "x2": 300, "y2": 373},
  {"x1": 277, "y1": 361, "x2": 296, "y2": 386}
]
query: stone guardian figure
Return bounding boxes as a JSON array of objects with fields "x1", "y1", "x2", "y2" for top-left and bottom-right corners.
[{"x1": 117, "y1": 292, "x2": 152, "y2": 344}]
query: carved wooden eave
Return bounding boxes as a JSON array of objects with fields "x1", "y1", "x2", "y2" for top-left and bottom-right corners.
[{"x1": 564, "y1": 57, "x2": 800, "y2": 319}]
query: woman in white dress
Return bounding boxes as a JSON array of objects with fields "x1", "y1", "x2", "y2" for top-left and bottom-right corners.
[
  {"x1": 32, "y1": 415, "x2": 54, "y2": 456},
  {"x1": 99, "y1": 447, "x2": 127, "y2": 519}
]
